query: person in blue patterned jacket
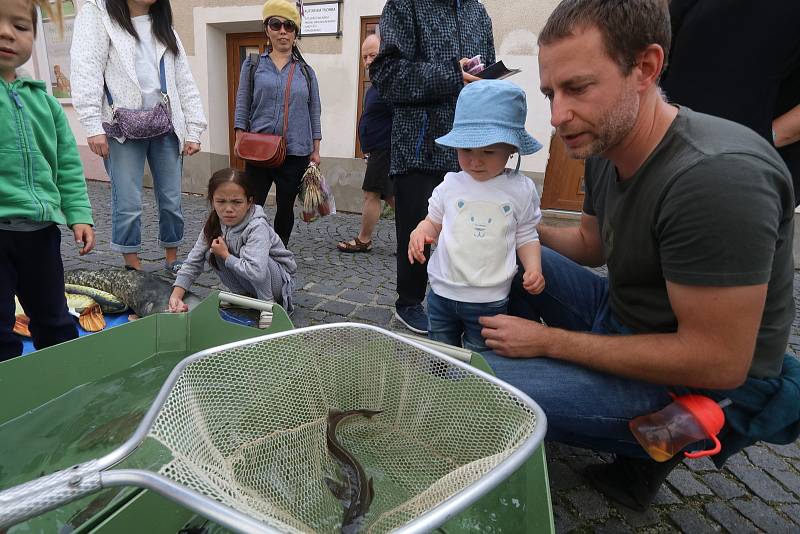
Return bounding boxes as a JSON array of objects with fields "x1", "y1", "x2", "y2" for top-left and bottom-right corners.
[{"x1": 369, "y1": 0, "x2": 496, "y2": 334}]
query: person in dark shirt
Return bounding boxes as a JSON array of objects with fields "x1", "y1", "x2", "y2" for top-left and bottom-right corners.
[
  {"x1": 773, "y1": 69, "x2": 800, "y2": 198},
  {"x1": 480, "y1": 0, "x2": 799, "y2": 512},
  {"x1": 661, "y1": 0, "x2": 800, "y2": 205},
  {"x1": 369, "y1": 0, "x2": 496, "y2": 334},
  {"x1": 337, "y1": 33, "x2": 395, "y2": 253}
]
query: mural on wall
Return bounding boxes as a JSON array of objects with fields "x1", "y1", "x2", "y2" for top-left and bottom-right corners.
[{"x1": 42, "y1": 0, "x2": 76, "y2": 98}]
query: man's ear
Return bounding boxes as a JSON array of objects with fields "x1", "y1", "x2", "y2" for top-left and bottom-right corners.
[{"x1": 635, "y1": 43, "x2": 666, "y2": 91}]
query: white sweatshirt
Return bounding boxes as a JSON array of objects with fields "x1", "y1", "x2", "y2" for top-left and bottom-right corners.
[{"x1": 427, "y1": 170, "x2": 542, "y2": 303}]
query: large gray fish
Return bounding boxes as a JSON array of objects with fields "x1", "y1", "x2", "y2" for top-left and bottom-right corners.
[
  {"x1": 325, "y1": 408, "x2": 382, "y2": 534},
  {"x1": 64, "y1": 268, "x2": 202, "y2": 317}
]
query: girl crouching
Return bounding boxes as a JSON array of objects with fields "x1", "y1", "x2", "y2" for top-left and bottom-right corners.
[{"x1": 169, "y1": 168, "x2": 296, "y2": 326}]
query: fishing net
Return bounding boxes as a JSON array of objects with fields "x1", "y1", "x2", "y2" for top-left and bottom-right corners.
[{"x1": 147, "y1": 325, "x2": 540, "y2": 532}]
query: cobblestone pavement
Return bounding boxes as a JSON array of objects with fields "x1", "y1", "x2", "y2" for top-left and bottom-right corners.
[{"x1": 62, "y1": 181, "x2": 800, "y2": 533}]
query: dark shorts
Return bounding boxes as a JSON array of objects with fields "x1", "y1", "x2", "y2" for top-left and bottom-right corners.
[{"x1": 362, "y1": 149, "x2": 393, "y2": 199}]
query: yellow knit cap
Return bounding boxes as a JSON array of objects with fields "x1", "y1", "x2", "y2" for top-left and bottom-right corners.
[{"x1": 262, "y1": 0, "x2": 301, "y2": 29}]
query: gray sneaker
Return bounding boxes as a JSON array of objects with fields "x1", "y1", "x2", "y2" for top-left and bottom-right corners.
[{"x1": 394, "y1": 304, "x2": 428, "y2": 334}]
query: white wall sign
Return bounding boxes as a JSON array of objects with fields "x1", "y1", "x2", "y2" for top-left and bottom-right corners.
[{"x1": 302, "y1": 1, "x2": 341, "y2": 36}]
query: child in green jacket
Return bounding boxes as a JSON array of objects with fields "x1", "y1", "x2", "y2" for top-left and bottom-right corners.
[{"x1": 1, "y1": 0, "x2": 94, "y2": 360}]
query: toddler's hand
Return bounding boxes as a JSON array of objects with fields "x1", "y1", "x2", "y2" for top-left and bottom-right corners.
[
  {"x1": 523, "y1": 270, "x2": 546, "y2": 295},
  {"x1": 210, "y1": 237, "x2": 229, "y2": 259},
  {"x1": 408, "y1": 229, "x2": 434, "y2": 264},
  {"x1": 72, "y1": 224, "x2": 95, "y2": 255},
  {"x1": 168, "y1": 296, "x2": 188, "y2": 313}
]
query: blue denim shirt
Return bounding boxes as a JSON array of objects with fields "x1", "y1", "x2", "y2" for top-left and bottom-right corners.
[
  {"x1": 234, "y1": 54, "x2": 322, "y2": 157},
  {"x1": 358, "y1": 86, "x2": 392, "y2": 153}
]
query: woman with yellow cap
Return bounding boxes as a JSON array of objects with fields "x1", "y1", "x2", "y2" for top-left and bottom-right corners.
[{"x1": 234, "y1": 0, "x2": 322, "y2": 247}]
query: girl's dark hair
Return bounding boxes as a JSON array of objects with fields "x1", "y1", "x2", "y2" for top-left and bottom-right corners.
[
  {"x1": 31, "y1": 4, "x2": 38, "y2": 36},
  {"x1": 106, "y1": 0, "x2": 179, "y2": 56},
  {"x1": 203, "y1": 168, "x2": 255, "y2": 268}
]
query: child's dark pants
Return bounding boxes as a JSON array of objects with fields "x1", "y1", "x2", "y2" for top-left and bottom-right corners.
[{"x1": 0, "y1": 226, "x2": 78, "y2": 361}]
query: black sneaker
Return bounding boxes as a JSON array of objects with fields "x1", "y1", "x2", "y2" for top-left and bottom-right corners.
[
  {"x1": 583, "y1": 454, "x2": 683, "y2": 511},
  {"x1": 394, "y1": 304, "x2": 428, "y2": 334}
]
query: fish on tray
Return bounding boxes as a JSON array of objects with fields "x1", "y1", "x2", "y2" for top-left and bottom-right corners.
[
  {"x1": 65, "y1": 284, "x2": 127, "y2": 314},
  {"x1": 64, "y1": 268, "x2": 202, "y2": 318},
  {"x1": 325, "y1": 408, "x2": 382, "y2": 534},
  {"x1": 13, "y1": 294, "x2": 104, "y2": 335}
]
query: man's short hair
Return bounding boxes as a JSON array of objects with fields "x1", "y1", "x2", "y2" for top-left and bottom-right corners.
[{"x1": 539, "y1": 0, "x2": 671, "y2": 76}]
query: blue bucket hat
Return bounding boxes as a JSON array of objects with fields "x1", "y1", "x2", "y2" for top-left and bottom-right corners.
[{"x1": 436, "y1": 80, "x2": 542, "y2": 156}]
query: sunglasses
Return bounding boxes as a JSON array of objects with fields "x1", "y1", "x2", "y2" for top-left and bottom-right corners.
[{"x1": 266, "y1": 18, "x2": 297, "y2": 33}]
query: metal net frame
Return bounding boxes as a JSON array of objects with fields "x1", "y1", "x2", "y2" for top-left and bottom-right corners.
[{"x1": 149, "y1": 325, "x2": 540, "y2": 532}]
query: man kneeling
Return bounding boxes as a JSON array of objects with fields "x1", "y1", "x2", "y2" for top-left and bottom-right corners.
[{"x1": 480, "y1": 0, "x2": 799, "y2": 511}]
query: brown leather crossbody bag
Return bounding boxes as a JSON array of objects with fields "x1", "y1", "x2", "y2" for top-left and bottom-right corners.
[{"x1": 235, "y1": 56, "x2": 296, "y2": 168}]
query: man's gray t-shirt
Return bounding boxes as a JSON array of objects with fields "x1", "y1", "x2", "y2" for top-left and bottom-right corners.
[{"x1": 584, "y1": 107, "x2": 795, "y2": 378}]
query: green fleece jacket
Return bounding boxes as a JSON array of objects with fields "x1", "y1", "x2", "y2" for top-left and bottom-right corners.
[{"x1": 0, "y1": 77, "x2": 93, "y2": 227}]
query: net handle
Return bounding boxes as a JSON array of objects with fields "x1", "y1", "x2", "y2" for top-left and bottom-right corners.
[
  {"x1": 218, "y1": 291, "x2": 275, "y2": 312},
  {"x1": 397, "y1": 332, "x2": 473, "y2": 362},
  {"x1": 0, "y1": 460, "x2": 103, "y2": 529}
]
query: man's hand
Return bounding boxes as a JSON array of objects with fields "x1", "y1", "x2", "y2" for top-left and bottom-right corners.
[
  {"x1": 87, "y1": 134, "x2": 109, "y2": 158},
  {"x1": 210, "y1": 237, "x2": 229, "y2": 260},
  {"x1": 72, "y1": 224, "x2": 95, "y2": 255},
  {"x1": 182, "y1": 141, "x2": 201, "y2": 156},
  {"x1": 408, "y1": 229, "x2": 434, "y2": 264},
  {"x1": 523, "y1": 270, "x2": 546, "y2": 295},
  {"x1": 310, "y1": 150, "x2": 321, "y2": 166},
  {"x1": 480, "y1": 314, "x2": 548, "y2": 357}
]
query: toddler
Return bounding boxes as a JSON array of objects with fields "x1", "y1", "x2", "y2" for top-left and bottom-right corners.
[
  {"x1": 1, "y1": 0, "x2": 94, "y2": 360},
  {"x1": 409, "y1": 80, "x2": 544, "y2": 352}
]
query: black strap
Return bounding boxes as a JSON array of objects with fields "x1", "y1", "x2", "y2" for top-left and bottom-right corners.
[
  {"x1": 105, "y1": 56, "x2": 166, "y2": 107},
  {"x1": 248, "y1": 52, "x2": 260, "y2": 106}
]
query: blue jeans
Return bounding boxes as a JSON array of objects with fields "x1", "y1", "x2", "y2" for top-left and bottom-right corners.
[
  {"x1": 105, "y1": 134, "x2": 184, "y2": 253},
  {"x1": 427, "y1": 290, "x2": 508, "y2": 353},
  {"x1": 484, "y1": 247, "x2": 675, "y2": 457}
]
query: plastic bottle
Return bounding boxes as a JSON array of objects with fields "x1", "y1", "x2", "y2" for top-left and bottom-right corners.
[{"x1": 629, "y1": 395, "x2": 731, "y2": 462}]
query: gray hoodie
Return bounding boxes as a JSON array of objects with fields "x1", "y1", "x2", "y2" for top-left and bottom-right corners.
[{"x1": 175, "y1": 205, "x2": 296, "y2": 310}]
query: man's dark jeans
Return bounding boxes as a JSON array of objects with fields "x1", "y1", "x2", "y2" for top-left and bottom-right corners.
[
  {"x1": 0, "y1": 225, "x2": 78, "y2": 361},
  {"x1": 393, "y1": 169, "x2": 445, "y2": 308},
  {"x1": 483, "y1": 247, "x2": 675, "y2": 457}
]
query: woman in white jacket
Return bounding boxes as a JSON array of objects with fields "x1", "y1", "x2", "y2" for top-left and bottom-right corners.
[{"x1": 71, "y1": 0, "x2": 207, "y2": 272}]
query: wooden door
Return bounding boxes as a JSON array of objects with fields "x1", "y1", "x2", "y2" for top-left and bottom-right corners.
[
  {"x1": 540, "y1": 133, "x2": 586, "y2": 211},
  {"x1": 355, "y1": 16, "x2": 381, "y2": 158},
  {"x1": 227, "y1": 32, "x2": 268, "y2": 170}
]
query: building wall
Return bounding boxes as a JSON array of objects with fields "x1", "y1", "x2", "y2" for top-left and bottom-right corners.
[{"x1": 34, "y1": 0, "x2": 560, "y2": 211}]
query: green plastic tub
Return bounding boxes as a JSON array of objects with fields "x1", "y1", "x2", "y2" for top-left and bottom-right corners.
[{"x1": 0, "y1": 292, "x2": 553, "y2": 533}]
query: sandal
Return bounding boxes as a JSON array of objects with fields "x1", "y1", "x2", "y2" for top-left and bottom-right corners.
[{"x1": 337, "y1": 237, "x2": 373, "y2": 253}]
